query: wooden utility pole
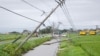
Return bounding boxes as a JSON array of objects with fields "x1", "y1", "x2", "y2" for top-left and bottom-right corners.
[{"x1": 15, "y1": 1, "x2": 64, "y2": 51}]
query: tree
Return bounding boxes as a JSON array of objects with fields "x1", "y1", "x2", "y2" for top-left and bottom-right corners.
[
  {"x1": 22, "y1": 30, "x2": 31, "y2": 35},
  {"x1": 9, "y1": 31, "x2": 20, "y2": 34},
  {"x1": 39, "y1": 26, "x2": 52, "y2": 34},
  {"x1": 61, "y1": 29, "x2": 68, "y2": 33}
]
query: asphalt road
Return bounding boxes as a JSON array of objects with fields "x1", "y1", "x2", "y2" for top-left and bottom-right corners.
[{"x1": 23, "y1": 39, "x2": 59, "y2": 56}]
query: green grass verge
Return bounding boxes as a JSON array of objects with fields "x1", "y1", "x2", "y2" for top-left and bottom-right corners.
[
  {"x1": 69, "y1": 33, "x2": 100, "y2": 56},
  {"x1": 57, "y1": 40, "x2": 88, "y2": 56},
  {"x1": 0, "y1": 37, "x2": 51, "y2": 56},
  {"x1": 0, "y1": 34, "x2": 26, "y2": 41}
]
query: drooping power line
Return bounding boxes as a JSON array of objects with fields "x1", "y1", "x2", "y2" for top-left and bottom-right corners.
[
  {"x1": 0, "y1": 5, "x2": 41, "y2": 23},
  {"x1": 15, "y1": 0, "x2": 64, "y2": 51},
  {"x1": 62, "y1": 5, "x2": 76, "y2": 29},
  {"x1": 55, "y1": 0, "x2": 76, "y2": 30},
  {"x1": 22, "y1": 0, "x2": 45, "y2": 16}
]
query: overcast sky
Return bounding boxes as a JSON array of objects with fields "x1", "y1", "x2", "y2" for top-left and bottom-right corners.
[{"x1": 0, "y1": 0, "x2": 100, "y2": 33}]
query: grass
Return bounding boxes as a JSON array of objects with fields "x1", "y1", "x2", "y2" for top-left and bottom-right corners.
[
  {"x1": 82, "y1": 43, "x2": 100, "y2": 56},
  {"x1": 0, "y1": 34, "x2": 26, "y2": 41},
  {"x1": 0, "y1": 37, "x2": 51, "y2": 56},
  {"x1": 58, "y1": 33, "x2": 100, "y2": 56},
  {"x1": 70, "y1": 34, "x2": 100, "y2": 56},
  {"x1": 57, "y1": 40, "x2": 88, "y2": 56}
]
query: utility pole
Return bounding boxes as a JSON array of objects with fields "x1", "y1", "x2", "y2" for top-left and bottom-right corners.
[
  {"x1": 52, "y1": 22, "x2": 55, "y2": 39},
  {"x1": 56, "y1": 22, "x2": 62, "y2": 41},
  {"x1": 15, "y1": 0, "x2": 64, "y2": 51},
  {"x1": 96, "y1": 25, "x2": 98, "y2": 30}
]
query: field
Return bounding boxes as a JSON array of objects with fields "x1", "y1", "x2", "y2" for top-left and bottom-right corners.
[
  {"x1": 58, "y1": 33, "x2": 100, "y2": 56},
  {"x1": 0, "y1": 34, "x2": 51, "y2": 56},
  {"x1": 0, "y1": 34, "x2": 26, "y2": 41}
]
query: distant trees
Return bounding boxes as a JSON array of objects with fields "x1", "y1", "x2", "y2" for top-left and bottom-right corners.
[
  {"x1": 39, "y1": 26, "x2": 69, "y2": 34},
  {"x1": 60, "y1": 29, "x2": 68, "y2": 33},
  {"x1": 9, "y1": 31, "x2": 20, "y2": 34},
  {"x1": 22, "y1": 30, "x2": 31, "y2": 35},
  {"x1": 39, "y1": 26, "x2": 52, "y2": 34}
]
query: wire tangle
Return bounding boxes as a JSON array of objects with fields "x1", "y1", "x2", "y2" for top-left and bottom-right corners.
[{"x1": 55, "y1": 0, "x2": 76, "y2": 30}]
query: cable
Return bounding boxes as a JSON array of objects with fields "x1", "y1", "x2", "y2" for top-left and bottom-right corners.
[
  {"x1": 33, "y1": 0, "x2": 52, "y2": 25},
  {"x1": 34, "y1": 0, "x2": 54, "y2": 26},
  {"x1": 55, "y1": 0, "x2": 76, "y2": 30},
  {"x1": 0, "y1": 5, "x2": 41, "y2": 23},
  {"x1": 63, "y1": 2, "x2": 76, "y2": 30},
  {"x1": 62, "y1": 6, "x2": 75, "y2": 29},
  {"x1": 22, "y1": 0, "x2": 45, "y2": 16}
]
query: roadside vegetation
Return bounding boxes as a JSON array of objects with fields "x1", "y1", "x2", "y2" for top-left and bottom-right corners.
[
  {"x1": 57, "y1": 33, "x2": 100, "y2": 56},
  {"x1": 0, "y1": 34, "x2": 26, "y2": 41},
  {"x1": 57, "y1": 37, "x2": 88, "y2": 56},
  {"x1": 0, "y1": 37, "x2": 51, "y2": 56}
]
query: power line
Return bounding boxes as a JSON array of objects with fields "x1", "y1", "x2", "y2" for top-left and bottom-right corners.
[
  {"x1": 21, "y1": 0, "x2": 45, "y2": 16},
  {"x1": 15, "y1": 1, "x2": 63, "y2": 51},
  {"x1": 22, "y1": 0, "x2": 51, "y2": 26},
  {"x1": 63, "y1": 1, "x2": 75, "y2": 28},
  {"x1": 0, "y1": 5, "x2": 41, "y2": 23},
  {"x1": 55, "y1": 0, "x2": 76, "y2": 30},
  {"x1": 62, "y1": 5, "x2": 75, "y2": 29},
  {"x1": 26, "y1": 0, "x2": 53, "y2": 25}
]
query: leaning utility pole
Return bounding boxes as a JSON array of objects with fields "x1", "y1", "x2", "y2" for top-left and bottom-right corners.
[{"x1": 15, "y1": 0, "x2": 64, "y2": 51}]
